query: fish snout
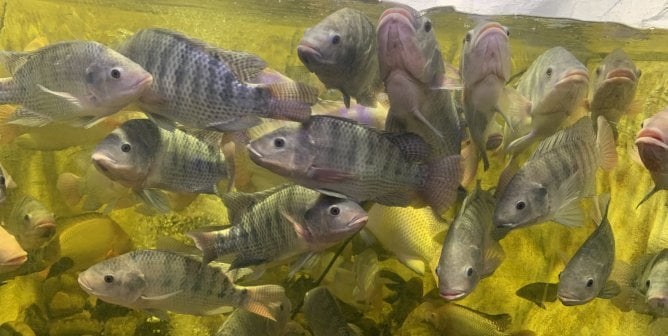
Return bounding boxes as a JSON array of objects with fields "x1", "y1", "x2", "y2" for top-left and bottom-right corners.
[
  {"x1": 648, "y1": 296, "x2": 668, "y2": 309},
  {"x1": 557, "y1": 69, "x2": 590, "y2": 85},
  {"x1": 2, "y1": 253, "x2": 27, "y2": 267},
  {"x1": 439, "y1": 289, "x2": 468, "y2": 301},
  {"x1": 297, "y1": 44, "x2": 321, "y2": 68},
  {"x1": 606, "y1": 68, "x2": 638, "y2": 82}
]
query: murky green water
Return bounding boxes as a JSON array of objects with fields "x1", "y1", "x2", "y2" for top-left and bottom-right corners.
[{"x1": 0, "y1": 0, "x2": 666, "y2": 335}]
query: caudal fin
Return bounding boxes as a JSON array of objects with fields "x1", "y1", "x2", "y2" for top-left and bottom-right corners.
[
  {"x1": 421, "y1": 155, "x2": 462, "y2": 214},
  {"x1": 240, "y1": 284, "x2": 287, "y2": 321},
  {"x1": 56, "y1": 173, "x2": 83, "y2": 207},
  {"x1": 263, "y1": 81, "x2": 319, "y2": 122},
  {"x1": 186, "y1": 230, "x2": 221, "y2": 264}
]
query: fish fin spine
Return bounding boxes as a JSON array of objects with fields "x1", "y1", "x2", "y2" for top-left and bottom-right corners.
[
  {"x1": 239, "y1": 284, "x2": 286, "y2": 321},
  {"x1": 263, "y1": 81, "x2": 319, "y2": 122},
  {"x1": 596, "y1": 116, "x2": 618, "y2": 171},
  {"x1": 186, "y1": 231, "x2": 220, "y2": 264}
]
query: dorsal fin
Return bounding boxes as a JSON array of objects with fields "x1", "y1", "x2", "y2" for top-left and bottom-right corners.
[
  {"x1": 381, "y1": 132, "x2": 431, "y2": 162},
  {"x1": 529, "y1": 116, "x2": 594, "y2": 160},
  {"x1": 220, "y1": 184, "x2": 292, "y2": 223}
]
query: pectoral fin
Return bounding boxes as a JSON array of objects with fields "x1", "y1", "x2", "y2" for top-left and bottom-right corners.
[
  {"x1": 598, "y1": 280, "x2": 621, "y2": 299},
  {"x1": 37, "y1": 84, "x2": 83, "y2": 108}
]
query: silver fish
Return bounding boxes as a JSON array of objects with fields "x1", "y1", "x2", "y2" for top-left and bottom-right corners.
[
  {"x1": 590, "y1": 48, "x2": 640, "y2": 136},
  {"x1": 92, "y1": 119, "x2": 229, "y2": 212},
  {"x1": 460, "y1": 21, "x2": 512, "y2": 170},
  {"x1": 4, "y1": 195, "x2": 56, "y2": 251},
  {"x1": 297, "y1": 8, "x2": 381, "y2": 108},
  {"x1": 116, "y1": 28, "x2": 319, "y2": 131},
  {"x1": 247, "y1": 116, "x2": 461, "y2": 213},
  {"x1": 0, "y1": 41, "x2": 152, "y2": 128},
  {"x1": 507, "y1": 47, "x2": 589, "y2": 154},
  {"x1": 0, "y1": 163, "x2": 16, "y2": 204},
  {"x1": 77, "y1": 249, "x2": 287, "y2": 321},
  {"x1": 187, "y1": 184, "x2": 367, "y2": 268},
  {"x1": 557, "y1": 194, "x2": 620, "y2": 306},
  {"x1": 437, "y1": 182, "x2": 505, "y2": 301},
  {"x1": 216, "y1": 296, "x2": 292, "y2": 336},
  {"x1": 303, "y1": 286, "x2": 361, "y2": 336},
  {"x1": 494, "y1": 116, "x2": 617, "y2": 230},
  {"x1": 635, "y1": 108, "x2": 668, "y2": 207},
  {"x1": 377, "y1": 7, "x2": 462, "y2": 159},
  {"x1": 636, "y1": 249, "x2": 668, "y2": 316}
]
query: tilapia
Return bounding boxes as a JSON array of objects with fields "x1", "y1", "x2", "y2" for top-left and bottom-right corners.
[
  {"x1": 303, "y1": 287, "x2": 362, "y2": 336},
  {"x1": 297, "y1": 8, "x2": 381, "y2": 108},
  {"x1": 365, "y1": 204, "x2": 445, "y2": 275},
  {"x1": 0, "y1": 162, "x2": 16, "y2": 204},
  {"x1": 77, "y1": 249, "x2": 287, "y2": 321},
  {"x1": 506, "y1": 47, "x2": 589, "y2": 154},
  {"x1": 635, "y1": 249, "x2": 668, "y2": 316},
  {"x1": 0, "y1": 225, "x2": 27, "y2": 274},
  {"x1": 116, "y1": 28, "x2": 319, "y2": 131},
  {"x1": 557, "y1": 194, "x2": 620, "y2": 305},
  {"x1": 460, "y1": 21, "x2": 513, "y2": 170},
  {"x1": 0, "y1": 41, "x2": 152, "y2": 128},
  {"x1": 216, "y1": 296, "x2": 292, "y2": 336},
  {"x1": 92, "y1": 119, "x2": 230, "y2": 212},
  {"x1": 635, "y1": 108, "x2": 668, "y2": 206},
  {"x1": 437, "y1": 182, "x2": 505, "y2": 301},
  {"x1": 376, "y1": 7, "x2": 462, "y2": 159},
  {"x1": 494, "y1": 116, "x2": 617, "y2": 230},
  {"x1": 590, "y1": 48, "x2": 640, "y2": 137},
  {"x1": 187, "y1": 184, "x2": 367, "y2": 268},
  {"x1": 4, "y1": 195, "x2": 56, "y2": 251},
  {"x1": 247, "y1": 116, "x2": 461, "y2": 213}
]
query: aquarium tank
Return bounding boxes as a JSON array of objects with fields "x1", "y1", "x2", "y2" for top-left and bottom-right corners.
[{"x1": 0, "y1": 0, "x2": 666, "y2": 335}]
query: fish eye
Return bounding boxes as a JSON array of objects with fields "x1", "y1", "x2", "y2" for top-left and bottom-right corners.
[
  {"x1": 23, "y1": 214, "x2": 30, "y2": 222},
  {"x1": 424, "y1": 21, "x2": 432, "y2": 32},
  {"x1": 0, "y1": 176, "x2": 4, "y2": 185},
  {"x1": 329, "y1": 206, "x2": 340, "y2": 216},
  {"x1": 515, "y1": 201, "x2": 526, "y2": 210},
  {"x1": 121, "y1": 143, "x2": 132, "y2": 153},
  {"x1": 435, "y1": 266, "x2": 440, "y2": 274},
  {"x1": 273, "y1": 137, "x2": 286, "y2": 148},
  {"x1": 595, "y1": 67, "x2": 602, "y2": 76},
  {"x1": 104, "y1": 275, "x2": 114, "y2": 283},
  {"x1": 331, "y1": 34, "x2": 341, "y2": 45},
  {"x1": 546, "y1": 67, "x2": 553, "y2": 77},
  {"x1": 464, "y1": 33, "x2": 472, "y2": 43},
  {"x1": 646, "y1": 279, "x2": 651, "y2": 288},
  {"x1": 586, "y1": 278, "x2": 594, "y2": 287},
  {"x1": 466, "y1": 267, "x2": 473, "y2": 277},
  {"x1": 110, "y1": 68, "x2": 122, "y2": 79},
  {"x1": 505, "y1": 28, "x2": 510, "y2": 37},
  {"x1": 558, "y1": 271, "x2": 562, "y2": 278},
  {"x1": 637, "y1": 69, "x2": 642, "y2": 78}
]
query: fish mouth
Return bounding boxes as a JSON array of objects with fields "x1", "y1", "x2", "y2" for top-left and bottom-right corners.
[
  {"x1": 557, "y1": 293, "x2": 584, "y2": 306},
  {"x1": 378, "y1": 7, "x2": 415, "y2": 29},
  {"x1": 246, "y1": 144, "x2": 263, "y2": 159},
  {"x1": 34, "y1": 218, "x2": 57, "y2": 233},
  {"x1": 91, "y1": 152, "x2": 117, "y2": 173},
  {"x1": 475, "y1": 22, "x2": 508, "y2": 45},
  {"x1": 296, "y1": 43, "x2": 324, "y2": 68},
  {"x1": 77, "y1": 274, "x2": 94, "y2": 293},
  {"x1": 605, "y1": 68, "x2": 637, "y2": 82},
  {"x1": 636, "y1": 128, "x2": 668, "y2": 148},
  {"x1": 2, "y1": 254, "x2": 27, "y2": 267},
  {"x1": 439, "y1": 289, "x2": 468, "y2": 301},
  {"x1": 348, "y1": 215, "x2": 369, "y2": 228},
  {"x1": 495, "y1": 221, "x2": 514, "y2": 229},
  {"x1": 556, "y1": 69, "x2": 589, "y2": 85},
  {"x1": 132, "y1": 74, "x2": 154, "y2": 90}
]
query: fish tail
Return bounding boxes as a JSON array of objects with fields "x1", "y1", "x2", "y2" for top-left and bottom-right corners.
[
  {"x1": 595, "y1": 116, "x2": 618, "y2": 171},
  {"x1": 186, "y1": 231, "x2": 220, "y2": 264},
  {"x1": 56, "y1": 173, "x2": 83, "y2": 207},
  {"x1": 262, "y1": 81, "x2": 319, "y2": 122},
  {"x1": 636, "y1": 186, "x2": 659, "y2": 208},
  {"x1": 239, "y1": 284, "x2": 286, "y2": 321},
  {"x1": 420, "y1": 154, "x2": 461, "y2": 214}
]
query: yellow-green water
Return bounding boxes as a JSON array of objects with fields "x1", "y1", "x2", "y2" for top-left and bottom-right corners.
[{"x1": 0, "y1": 0, "x2": 666, "y2": 335}]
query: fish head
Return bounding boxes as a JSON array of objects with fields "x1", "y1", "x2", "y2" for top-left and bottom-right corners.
[
  {"x1": 377, "y1": 7, "x2": 444, "y2": 86},
  {"x1": 461, "y1": 21, "x2": 511, "y2": 85},
  {"x1": 643, "y1": 253, "x2": 668, "y2": 314},
  {"x1": 435, "y1": 240, "x2": 481, "y2": 301},
  {"x1": 520, "y1": 47, "x2": 589, "y2": 110},
  {"x1": 9, "y1": 196, "x2": 56, "y2": 250},
  {"x1": 0, "y1": 225, "x2": 28, "y2": 270},
  {"x1": 301, "y1": 195, "x2": 368, "y2": 246},
  {"x1": 636, "y1": 109, "x2": 668, "y2": 172},
  {"x1": 557, "y1": 267, "x2": 602, "y2": 306},
  {"x1": 247, "y1": 126, "x2": 315, "y2": 178},
  {"x1": 493, "y1": 178, "x2": 548, "y2": 230},
  {"x1": 297, "y1": 8, "x2": 369, "y2": 80},
  {"x1": 78, "y1": 254, "x2": 146, "y2": 306},
  {"x1": 92, "y1": 119, "x2": 160, "y2": 188},
  {"x1": 593, "y1": 48, "x2": 640, "y2": 91},
  {"x1": 84, "y1": 43, "x2": 153, "y2": 110}
]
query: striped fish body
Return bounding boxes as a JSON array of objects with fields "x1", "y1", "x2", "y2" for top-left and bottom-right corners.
[{"x1": 117, "y1": 28, "x2": 317, "y2": 131}]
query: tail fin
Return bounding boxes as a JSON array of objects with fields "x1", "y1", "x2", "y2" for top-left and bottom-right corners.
[
  {"x1": 262, "y1": 81, "x2": 319, "y2": 122},
  {"x1": 186, "y1": 230, "x2": 222, "y2": 264},
  {"x1": 421, "y1": 155, "x2": 462, "y2": 214},
  {"x1": 596, "y1": 116, "x2": 618, "y2": 171},
  {"x1": 57, "y1": 173, "x2": 83, "y2": 207},
  {"x1": 240, "y1": 284, "x2": 287, "y2": 321}
]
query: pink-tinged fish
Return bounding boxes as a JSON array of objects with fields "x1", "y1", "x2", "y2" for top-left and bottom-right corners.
[
  {"x1": 635, "y1": 108, "x2": 668, "y2": 206},
  {"x1": 0, "y1": 225, "x2": 28, "y2": 274}
]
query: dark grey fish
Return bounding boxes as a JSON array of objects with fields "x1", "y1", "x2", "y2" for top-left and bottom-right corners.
[
  {"x1": 515, "y1": 282, "x2": 558, "y2": 309},
  {"x1": 216, "y1": 296, "x2": 292, "y2": 336},
  {"x1": 247, "y1": 116, "x2": 461, "y2": 213},
  {"x1": 298, "y1": 8, "x2": 381, "y2": 108},
  {"x1": 116, "y1": 28, "x2": 319, "y2": 131},
  {"x1": 303, "y1": 287, "x2": 361, "y2": 336},
  {"x1": 77, "y1": 249, "x2": 287, "y2": 321},
  {"x1": 0, "y1": 41, "x2": 152, "y2": 128},
  {"x1": 557, "y1": 194, "x2": 620, "y2": 306}
]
